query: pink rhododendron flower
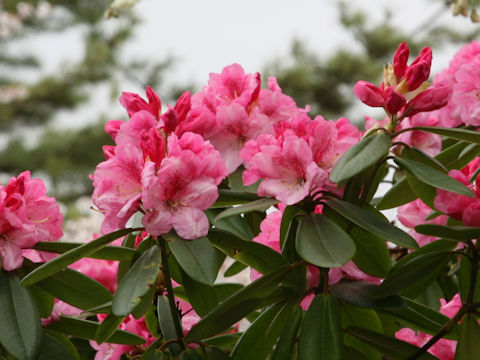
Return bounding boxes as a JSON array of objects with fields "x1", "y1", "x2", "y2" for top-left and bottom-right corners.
[
  {"x1": 241, "y1": 114, "x2": 360, "y2": 205},
  {"x1": 119, "y1": 85, "x2": 161, "y2": 119},
  {"x1": 0, "y1": 171, "x2": 63, "y2": 271},
  {"x1": 396, "y1": 294, "x2": 461, "y2": 360},
  {"x1": 451, "y1": 59, "x2": 480, "y2": 126}
]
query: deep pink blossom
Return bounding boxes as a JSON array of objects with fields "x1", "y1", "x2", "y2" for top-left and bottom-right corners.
[
  {"x1": 0, "y1": 171, "x2": 63, "y2": 271},
  {"x1": 119, "y1": 86, "x2": 161, "y2": 119}
]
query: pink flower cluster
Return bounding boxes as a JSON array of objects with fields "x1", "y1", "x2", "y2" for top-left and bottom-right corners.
[
  {"x1": 396, "y1": 294, "x2": 461, "y2": 360},
  {"x1": 434, "y1": 158, "x2": 480, "y2": 227},
  {"x1": 0, "y1": 171, "x2": 63, "y2": 271},
  {"x1": 241, "y1": 114, "x2": 360, "y2": 205},
  {"x1": 354, "y1": 42, "x2": 451, "y2": 118},
  {"x1": 435, "y1": 41, "x2": 480, "y2": 126},
  {"x1": 92, "y1": 88, "x2": 228, "y2": 240}
]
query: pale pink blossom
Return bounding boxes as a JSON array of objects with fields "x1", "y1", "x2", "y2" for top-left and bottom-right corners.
[
  {"x1": 0, "y1": 171, "x2": 63, "y2": 271},
  {"x1": 450, "y1": 58, "x2": 480, "y2": 126}
]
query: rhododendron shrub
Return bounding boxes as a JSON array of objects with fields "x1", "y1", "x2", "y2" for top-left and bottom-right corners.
[{"x1": 5, "y1": 41, "x2": 480, "y2": 360}]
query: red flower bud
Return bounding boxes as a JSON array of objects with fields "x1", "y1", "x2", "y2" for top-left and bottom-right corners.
[
  {"x1": 384, "y1": 86, "x2": 406, "y2": 114},
  {"x1": 393, "y1": 42, "x2": 410, "y2": 78},
  {"x1": 404, "y1": 82, "x2": 453, "y2": 117},
  {"x1": 405, "y1": 60, "x2": 431, "y2": 91},
  {"x1": 353, "y1": 81, "x2": 384, "y2": 107}
]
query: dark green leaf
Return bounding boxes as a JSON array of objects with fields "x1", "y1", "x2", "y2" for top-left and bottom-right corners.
[
  {"x1": 232, "y1": 303, "x2": 292, "y2": 360},
  {"x1": 166, "y1": 235, "x2": 223, "y2": 286},
  {"x1": 0, "y1": 270, "x2": 41, "y2": 360},
  {"x1": 185, "y1": 264, "x2": 294, "y2": 342},
  {"x1": 21, "y1": 228, "x2": 141, "y2": 286},
  {"x1": 382, "y1": 298, "x2": 459, "y2": 340},
  {"x1": 298, "y1": 294, "x2": 343, "y2": 360},
  {"x1": 112, "y1": 245, "x2": 161, "y2": 316},
  {"x1": 207, "y1": 210, "x2": 254, "y2": 241},
  {"x1": 411, "y1": 126, "x2": 480, "y2": 145},
  {"x1": 395, "y1": 157, "x2": 474, "y2": 197},
  {"x1": 350, "y1": 227, "x2": 391, "y2": 278},
  {"x1": 95, "y1": 314, "x2": 125, "y2": 344},
  {"x1": 214, "y1": 198, "x2": 278, "y2": 222},
  {"x1": 340, "y1": 303, "x2": 383, "y2": 360},
  {"x1": 208, "y1": 229, "x2": 289, "y2": 277},
  {"x1": 144, "y1": 305, "x2": 160, "y2": 338},
  {"x1": 371, "y1": 251, "x2": 452, "y2": 298},
  {"x1": 117, "y1": 233, "x2": 137, "y2": 283},
  {"x1": 415, "y1": 224, "x2": 480, "y2": 241},
  {"x1": 223, "y1": 261, "x2": 247, "y2": 277},
  {"x1": 132, "y1": 277, "x2": 157, "y2": 319},
  {"x1": 330, "y1": 132, "x2": 392, "y2": 183},
  {"x1": 36, "y1": 268, "x2": 112, "y2": 310},
  {"x1": 403, "y1": 147, "x2": 447, "y2": 172},
  {"x1": 456, "y1": 315, "x2": 480, "y2": 360},
  {"x1": 330, "y1": 281, "x2": 404, "y2": 310},
  {"x1": 32, "y1": 242, "x2": 136, "y2": 261},
  {"x1": 203, "y1": 333, "x2": 242, "y2": 351},
  {"x1": 180, "y1": 348, "x2": 203, "y2": 360},
  {"x1": 345, "y1": 327, "x2": 439, "y2": 360},
  {"x1": 270, "y1": 306, "x2": 302, "y2": 360},
  {"x1": 405, "y1": 170, "x2": 437, "y2": 209},
  {"x1": 180, "y1": 270, "x2": 219, "y2": 317},
  {"x1": 212, "y1": 189, "x2": 260, "y2": 208},
  {"x1": 228, "y1": 167, "x2": 258, "y2": 193},
  {"x1": 376, "y1": 177, "x2": 417, "y2": 210},
  {"x1": 296, "y1": 213, "x2": 356, "y2": 267},
  {"x1": 458, "y1": 255, "x2": 480, "y2": 304},
  {"x1": 326, "y1": 197, "x2": 418, "y2": 249},
  {"x1": 156, "y1": 295, "x2": 182, "y2": 356},
  {"x1": 28, "y1": 284, "x2": 53, "y2": 319},
  {"x1": 205, "y1": 347, "x2": 232, "y2": 360},
  {"x1": 36, "y1": 332, "x2": 79, "y2": 360},
  {"x1": 279, "y1": 205, "x2": 305, "y2": 248},
  {"x1": 46, "y1": 316, "x2": 145, "y2": 345}
]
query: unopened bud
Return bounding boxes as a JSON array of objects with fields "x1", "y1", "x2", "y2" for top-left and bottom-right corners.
[
  {"x1": 353, "y1": 81, "x2": 384, "y2": 107},
  {"x1": 384, "y1": 86, "x2": 406, "y2": 115},
  {"x1": 393, "y1": 42, "x2": 410, "y2": 78}
]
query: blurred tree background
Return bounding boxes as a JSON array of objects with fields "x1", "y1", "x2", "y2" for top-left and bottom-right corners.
[{"x1": 0, "y1": 0, "x2": 478, "y2": 207}]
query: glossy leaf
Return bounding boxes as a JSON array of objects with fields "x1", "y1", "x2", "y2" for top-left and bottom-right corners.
[
  {"x1": 405, "y1": 170, "x2": 437, "y2": 209},
  {"x1": 112, "y1": 245, "x2": 161, "y2": 316},
  {"x1": 330, "y1": 132, "x2": 392, "y2": 183},
  {"x1": 371, "y1": 251, "x2": 452, "y2": 298},
  {"x1": 186, "y1": 264, "x2": 294, "y2": 342},
  {"x1": 456, "y1": 315, "x2": 480, "y2": 360},
  {"x1": 166, "y1": 235, "x2": 223, "y2": 286},
  {"x1": 32, "y1": 242, "x2": 136, "y2": 261},
  {"x1": 36, "y1": 268, "x2": 112, "y2": 310},
  {"x1": 207, "y1": 210, "x2": 254, "y2": 241},
  {"x1": 46, "y1": 316, "x2": 145, "y2": 345},
  {"x1": 395, "y1": 157, "x2": 474, "y2": 197},
  {"x1": 415, "y1": 224, "x2": 480, "y2": 242},
  {"x1": 412, "y1": 126, "x2": 480, "y2": 145},
  {"x1": 36, "y1": 332, "x2": 79, "y2": 360},
  {"x1": 214, "y1": 198, "x2": 278, "y2": 222},
  {"x1": 330, "y1": 280, "x2": 404, "y2": 310},
  {"x1": 28, "y1": 284, "x2": 54, "y2": 319},
  {"x1": 0, "y1": 270, "x2": 41, "y2": 360},
  {"x1": 95, "y1": 314, "x2": 125, "y2": 344},
  {"x1": 296, "y1": 213, "x2": 356, "y2": 267},
  {"x1": 345, "y1": 327, "x2": 439, "y2": 360},
  {"x1": 402, "y1": 147, "x2": 447, "y2": 172},
  {"x1": 326, "y1": 197, "x2": 417, "y2": 249},
  {"x1": 21, "y1": 228, "x2": 141, "y2": 286},
  {"x1": 376, "y1": 177, "x2": 417, "y2": 210},
  {"x1": 298, "y1": 294, "x2": 343, "y2": 360},
  {"x1": 270, "y1": 306, "x2": 303, "y2": 360},
  {"x1": 232, "y1": 302, "x2": 292, "y2": 360},
  {"x1": 350, "y1": 227, "x2": 391, "y2": 278}
]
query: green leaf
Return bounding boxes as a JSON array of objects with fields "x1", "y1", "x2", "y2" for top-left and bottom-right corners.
[
  {"x1": 36, "y1": 268, "x2": 113, "y2": 310},
  {"x1": 156, "y1": 295, "x2": 182, "y2": 356},
  {"x1": 180, "y1": 348, "x2": 203, "y2": 360},
  {"x1": 180, "y1": 270, "x2": 219, "y2": 317},
  {"x1": 458, "y1": 255, "x2": 480, "y2": 304},
  {"x1": 223, "y1": 261, "x2": 247, "y2": 277},
  {"x1": 207, "y1": 210, "x2": 254, "y2": 241},
  {"x1": 117, "y1": 233, "x2": 137, "y2": 283},
  {"x1": 28, "y1": 284, "x2": 54, "y2": 319},
  {"x1": 36, "y1": 332, "x2": 79, "y2": 360},
  {"x1": 0, "y1": 270, "x2": 41, "y2": 360},
  {"x1": 403, "y1": 147, "x2": 447, "y2": 172},
  {"x1": 326, "y1": 197, "x2": 418, "y2": 248},
  {"x1": 340, "y1": 303, "x2": 383, "y2": 360},
  {"x1": 232, "y1": 302, "x2": 292, "y2": 360},
  {"x1": 46, "y1": 316, "x2": 145, "y2": 345},
  {"x1": 132, "y1": 277, "x2": 157, "y2": 319},
  {"x1": 371, "y1": 251, "x2": 452, "y2": 298},
  {"x1": 415, "y1": 224, "x2": 480, "y2": 241},
  {"x1": 203, "y1": 333, "x2": 242, "y2": 351},
  {"x1": 112, "y1": 245, "x2": 161, "y2": 317},
  {"x1": 279, "y1": 205, "x2": 305, "y2": 248},
  {"x1": 350, "y1": 227, "x2": 391, "y2": 278},
  {"x1": 205, "y1": 347, "x2": 232, "y2": 360},
  {"x1": 345, "y1": 327, "x2": 439, "y2": 360},
  {"x1": 411, "y1": 126, "x2": 480, "y2": 145},
  {"x1": 21, "y1": 228, "x2": 141, "y2": 286},
  {"x1": 208, "y1": 228, "x2": 289, "y2": 277},
  {"x1": 456, "y1": 315, "x2": 480, "y2": 360},
  {"x1": 32, "y1": 242, "x2": 136, "y2": 261},
  {"x1": 405, "y1": 170, "x2": 437, "y2": 209},
  {"x1": 296, "y1": 213, "x2": 356, "y2": 267},
  {"x1": 298, "y1": 294, "x2": 343, "y2": 360},
  {"x1": 330, "y1": 280, "x2": 404, "y2": 310},
  {"x1": 228, "y1": 167, "x2": 259, "y2": 193},
  {"x1": 330, "y1": 132, "x2": 392, "y2": 183},
  {"x1": 185, "y1": 264, "x2": 295, "y2": 342},
  {"x1": 214, "y1": 198, "x2": 278, "y2": 222},
  {"x1": 395, "y1": 157, "x2": 474, "y2": 197},
  {"x1": 270, "y1": 306, "x2": 303, "y2": 360},
  {"x1": 166, "y1": 235, "x2": 223, "y2": 286},
  {"x1": 376, "y1": 177, "x2": 417, "y2": 210},
  {"x1": 95, "y1": 314, "x2": 125, "y2": 344},
  {"x1": 382, "y1": 298, "x2": 459, "y2": 340},
  {"x1": 212, "y1": 189, "x2": 260, "y2": 208}
]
